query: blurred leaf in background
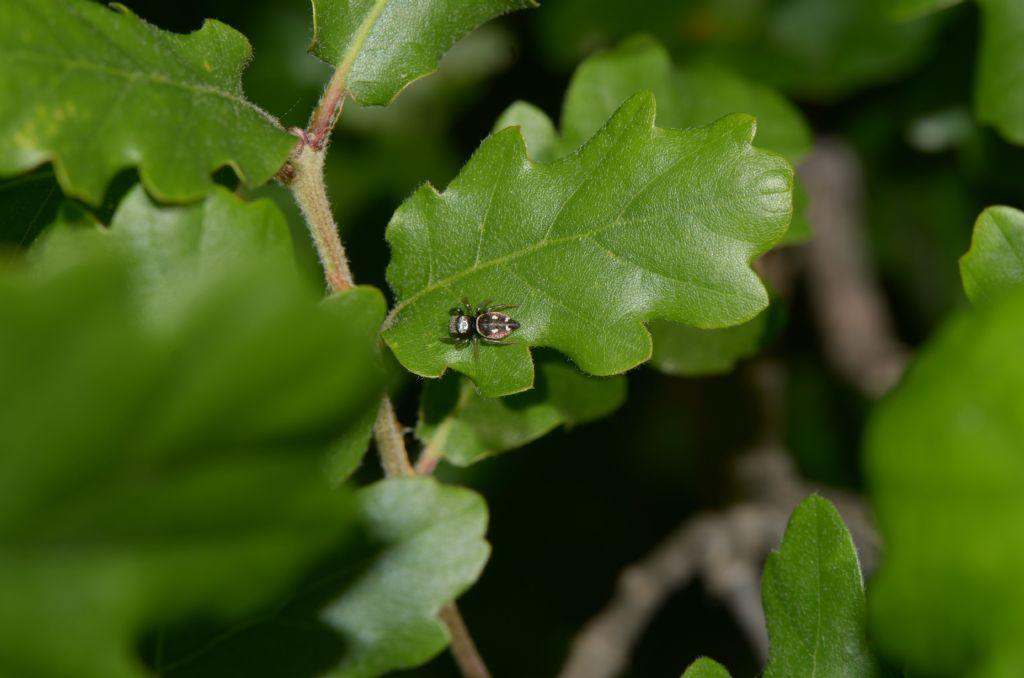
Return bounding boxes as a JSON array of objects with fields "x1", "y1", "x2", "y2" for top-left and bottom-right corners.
[
  {"x1": 417, "y1": 351, "x2": 626, "y2": 466},
  {"x1": 866, "y1": 287, "x2": 1024, "y2": 676},
  {"x1": 535, "y1": 0, "x2": 938, "y2": 99}
]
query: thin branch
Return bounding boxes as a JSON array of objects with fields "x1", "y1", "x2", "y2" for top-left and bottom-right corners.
[
  {"x1": 287, "y1": 139, "x2": 354, "y2": 293},
  {"x1": 414, "y1": 418, "x2": 451, "y2": 475},
  {"x1": 801, "y1": 137, "x2": 909, "y2": 397},
  {"x1": 440, "y1": 603, "x2": 493, "y2": 678},
  {"x1": 372, "y1": 397, "x2": 492, "y2": 675},
  {"x1": 372, "y1": 396, "x2": 416, "y2": 477}
]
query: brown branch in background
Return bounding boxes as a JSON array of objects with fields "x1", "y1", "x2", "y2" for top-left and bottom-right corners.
[
  {"x1": 801, "y1": 137, "x2": 910, "y2": 398},
  {"x1": 440, "y1": 603, "x2": 493, "y2": 678}
]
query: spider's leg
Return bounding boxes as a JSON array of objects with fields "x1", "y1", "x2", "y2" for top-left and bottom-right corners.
[
  {"x1": 472, "y1": 337, "x2": 480, "y2": 361},
  {"x1": 449, "y1": 307, "x2": 462, "y2": 316},
  {"x1": 485, "y1": 304, "x2": 517, "y2": 312},
  {"x1": 481, "y1": 337, "x2": 512, "y2": 345},
  {"x1": 476, "y1": 299, "x2": 493, "y2": 315}
]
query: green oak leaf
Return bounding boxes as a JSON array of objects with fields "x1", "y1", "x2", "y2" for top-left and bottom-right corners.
[
  {"x1": 309, "y1": 0, "x2": 536, "y2": 105},
  {"x1": 960, "y1": 205, "x2": 1024, "y2": 306},
  {"x1": 682, "y1": 657, "x2": 733, "y2": 678},
  {"x1": 493, "y1": 37, "x2": 800, "y2": 381},
  {"x1": 417, "y1": 352, "x2": 626, "y2": 466},
  {"x1": 865, "y1": 288, "x2": 1024, "y2": 677},
  {"x1": 0, "y1": 0, "x2": 297, "y2": 205},
  {"x1": 649, "y1": 311, "x2": 767, "y2": 377},
  {"x1": 0, "y1": 250, "x2": 384, "y2": 678},
  {"x1": 555, "y1": 36, "x2": 811, "y2": 245},
  {"x1": 384, "y1": 92, "x2": 792, "y2": 396},
  {"x1": 321, "y1": 477, "x2": 490, "y2": 677},
  {"x1": 976, "y1": 0, "x2": 1024, "y2": 145},
  {"x1": 762, "y1": 496, "x2": 878, "y2": 678}
]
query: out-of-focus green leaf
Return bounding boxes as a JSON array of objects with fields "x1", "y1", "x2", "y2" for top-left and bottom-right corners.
[
  {"x1": 682, "y1": 657, "x2": 733, "y2": 678},
  {"x1": 960, "y1": 205, "x2": 1024, "y2": 306},
  {"x1": 416, "y1": 352, "x2": 626, "y2": 466},
  {"x1": 649, "y1": 312, "x2": 767, "y2": 377},
  {"x1": 309, "y1": 0, "x2": 536, "y2": 105},
  {"x1": 385, "y1": 93, "x2": 792, "y2": 396},
  {"x1": 0, "y1": 167, "x2": 61, "y2": 248},
  {"x1": 762, "y1": 496, "x2": 878, "y2": 678},
  {"x1": 976, "y1": 0, "x2": 1024, "y2": 145},
  {"x1": 536, "y1": 0, "x2": 936, "y2": 99},
  {"x1": 0, "y1": 250, "x2": 384, "y2": 678},
  {"x1": 888, "y1": 0, "x2": 964, "y2": 19},
  {"x1": 0, "y1": 0, "x2": 296, "y2": 205},
  {"x1": 866, "y1": 288, "x2": 1024, "y2": 676},
  {"x1": 499, "y1": 34, "x2": 813, "y2": 166},
  {"x1": 560, "y1": 37, "x2": 811, "y2": 163},
  {"x1": 493, "y1": 101, "x2": 561, "y2": 163},
  {"x1": 783, "y1": 173, "x2": 812, "y2": 245},
  {"x1": 38, "y1": 185, "x2": 389, "y2": 485},
  {"x1": 321, "y1": 477, "x2": 490, "y2": 677},
  {"x1": 149, "y1": 477, "x2": 490, "y2": 678},
  {"x1": 35, "y1": 186, "x2": 297, "y2": 324}
]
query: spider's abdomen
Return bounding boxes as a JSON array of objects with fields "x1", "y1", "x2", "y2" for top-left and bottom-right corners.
[{"x1": 476, "y1": 312, "x2": 520, "y2": 340}]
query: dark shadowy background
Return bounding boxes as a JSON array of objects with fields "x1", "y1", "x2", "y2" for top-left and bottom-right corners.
[{"x1": 75, "y1": 1, "x2": 1024, "y2": 675}]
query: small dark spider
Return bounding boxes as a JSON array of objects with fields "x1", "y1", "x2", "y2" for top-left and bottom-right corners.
[{"x1": 448, "y1": 297, "x2": 520, "y2": 349}]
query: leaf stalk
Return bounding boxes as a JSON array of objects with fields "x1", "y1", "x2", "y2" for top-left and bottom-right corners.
[{"x1": 287, "y1": 137, "x2": 354, "y2": 293}]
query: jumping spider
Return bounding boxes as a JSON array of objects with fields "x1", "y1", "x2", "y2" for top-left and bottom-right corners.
[{"x1": 448, "y1": 298, "x2": 521, "y2": 351}]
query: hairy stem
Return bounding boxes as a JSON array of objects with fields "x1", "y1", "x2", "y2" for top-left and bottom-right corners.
[
  {"x1": 288, "y1": 142, "x2": 353, "y2": 293},
  {"x1": 372, "y1": 396, "x2": 416, "y2": 477},
  {"x1": 372, "y1": 397, "x2": 492, "y2": 675}
]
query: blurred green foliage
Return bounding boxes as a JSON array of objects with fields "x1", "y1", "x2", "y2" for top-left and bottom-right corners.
[
  {"x1": 417, "y1": 351, "x2": 626, "y2": 465},
  {"x1": 0, "y1": 246, "x2": 383, "y2": 677},
  {"x1": 867, "y1": 287, "x2": 1024, "y2": 676}
]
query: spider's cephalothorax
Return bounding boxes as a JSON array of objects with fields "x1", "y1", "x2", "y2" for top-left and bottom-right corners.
[{"x1": 448, "y1": 298, "x2": 520, "y2": 347}]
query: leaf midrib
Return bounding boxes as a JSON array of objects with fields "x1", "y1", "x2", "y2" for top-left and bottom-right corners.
[{"x1": 332, "y1": 0, "x2": 390, "y2": 78}]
